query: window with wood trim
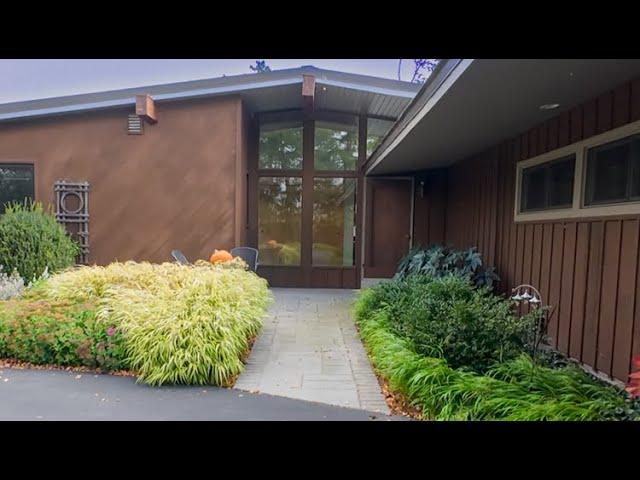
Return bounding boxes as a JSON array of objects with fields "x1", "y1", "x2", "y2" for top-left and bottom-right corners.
[
  {"x1": 584, "y1": 134, "x2": 640, "y2": 206},
  {"x1": 520, "y1": 155, "x2": 575, "y2": 212},
  {"x1": 514, "y1": 119, "x2": 640, "y2": 222},
  {"x1": 0, "y1": 164, "x2": 34, "y2": 214}
]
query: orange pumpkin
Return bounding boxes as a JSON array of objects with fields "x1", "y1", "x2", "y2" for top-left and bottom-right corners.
[{"x1": 209, "y1": 249, "x2": 233, "y2": 264}]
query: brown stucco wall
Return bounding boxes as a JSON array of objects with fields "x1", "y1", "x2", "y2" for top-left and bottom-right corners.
[{"x1": 0, "y1": 95, "x2": 246, "y2": 265}]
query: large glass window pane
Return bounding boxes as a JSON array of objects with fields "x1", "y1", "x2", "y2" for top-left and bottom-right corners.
[
  {"x1": 521, "y1": 165, "x2": 546, "y2": 211},
  {"x1": 585, "y1": 135, "x2": 640, "y2": 205},
  {"x1": 259, "y1": 121, "x2": 303, "y2": 170},
  {"x1": 258, "y1": 177, "x2": 302, "y2": 265},
  {"x1": 631, "y1": 145, "x2": 640, "y2": 199},
  {"x1": 520, "y1": 155, "x2": 574, "y2": 212},
  {"x1": 0, "y1": 164, "x2": 34, "y2": 214},
  {"x1": 313, "y1": 178, "x2": 356, "y2": 266},
  {"x1": 367, "y1": 118, "x2": 394, "y2": 157},
  {"x1": 314, "y1": 120, "x2": 358, "y2": 170},
  {"x1": 548, "y1": 156, "x2": 575, "y2": 207}
]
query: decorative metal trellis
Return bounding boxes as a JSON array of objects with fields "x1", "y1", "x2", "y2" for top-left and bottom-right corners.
[{"x1": 54, "y1": 181, "x2": 90, "y2": 264}]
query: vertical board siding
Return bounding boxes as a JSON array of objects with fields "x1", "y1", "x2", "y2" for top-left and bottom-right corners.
[
  {"x1": 412, "y1": 169, "x2": 447, "y2": 247},
  {"x1": 597, "y1": 221, "x2": 622, "y2": 375},
  {"x1": 582, "y1": 221, "x2": 605, "y2": 367},
  {"x1": 547, "y1": 224, "x2": 565, "y2": 346},
  {"x1": 558, "y1": 222, "x2": 577, "y2": 353},
  {"x1": 439, "y1": 78, "x2": 640, "y2": 381},
  {"x1": 612, "y1": 219, "x2": 638, "y2": 379},
  {"x1": 569, "y1": 222, "x2": 590, "y2": 360}
]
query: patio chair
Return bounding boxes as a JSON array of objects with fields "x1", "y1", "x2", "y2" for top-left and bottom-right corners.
[
  {"x1": 231, "y1": 246, "x2": 259, "y2": 272},
  {"x1": 171, "y1": 249, "x2": 190, "y2": 266}
]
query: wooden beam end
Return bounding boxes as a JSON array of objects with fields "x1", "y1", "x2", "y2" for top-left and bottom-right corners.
[
  {"x1": 302, "y1": 75, "x2": 315, "y2": 112},
  {"x1": 136, "y1": 94, "x2": 157, "y2": 124}
]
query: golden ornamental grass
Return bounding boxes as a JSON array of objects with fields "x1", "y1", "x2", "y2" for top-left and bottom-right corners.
[{"x1": 29, "y1": 259, "x2": 272, "y2": 385}]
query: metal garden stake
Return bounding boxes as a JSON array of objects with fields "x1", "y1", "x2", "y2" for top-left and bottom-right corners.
[{"x1": 511, "y1": 284, "x2": 554, "y2": 360}]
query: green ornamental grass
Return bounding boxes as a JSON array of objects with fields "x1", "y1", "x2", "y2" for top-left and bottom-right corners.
[
  {"x1": 355, "y1": 282, "x2": 635, "y2": 421},
  {"x1": 1, "y1": 260, "x2": 272, "y2": 386}
]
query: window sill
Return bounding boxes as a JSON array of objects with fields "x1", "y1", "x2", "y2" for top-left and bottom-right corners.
[{"x1": 514, "y1": 202, "x2": 640, "y2": 223}]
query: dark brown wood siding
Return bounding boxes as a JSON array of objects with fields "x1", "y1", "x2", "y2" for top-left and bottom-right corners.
[
  {"x1": 439, "y1": 78, "x2": 640, "y2": 382},
  {"x1": 412, "y1": 169, "x2": 447, "y2": 246}
]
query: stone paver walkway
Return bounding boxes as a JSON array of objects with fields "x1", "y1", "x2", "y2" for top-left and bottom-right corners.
[{"x1": 235, "y1": 288, "x2": 389, "y2": 414}]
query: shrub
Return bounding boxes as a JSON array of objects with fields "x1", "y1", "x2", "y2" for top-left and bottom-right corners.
[
  {"x1": 372, "y1": 274, "x2": 535, "y2": 373},
  {"x1": 354, "y1": 297, "x2": 634, "y2": 420},
  {"x1": 15, "y1": 260, "x2": 272, "y2": 386},
  {"x1": 0, "y1": 299, "x2": 127, "y2": 370},
  {"x1": 395, "y1": 245, "x2": 500, "y2": 289},
  {"x1": 0, "y1": 201, "x2": 79, "y2": 281}
]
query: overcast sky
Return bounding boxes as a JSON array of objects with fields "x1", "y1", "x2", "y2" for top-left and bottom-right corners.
[{"x1": 0, "y1": 59, "x2": 422, "y2": 104}]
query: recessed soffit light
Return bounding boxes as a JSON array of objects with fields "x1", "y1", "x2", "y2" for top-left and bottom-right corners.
[{"x1": 539, "y1": 103, "x2": 560, "y2": 110}]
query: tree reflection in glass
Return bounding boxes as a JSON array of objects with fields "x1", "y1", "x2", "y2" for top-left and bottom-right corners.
[
  {"x1": 258, "y1": 177, "x2": 303, "y2": 265},
  {"x1": 313, "y1": 178, "x2": 356, "y2": 266},
  {"x1": 366, "y1": 118, "x2": 395, "y2": 157},
  {"x1": 314, "y1": 120, "x2": 358, "y2": 171},
  {"x1": 259, "y1": 121, "x2": 303, "y2": 170}
]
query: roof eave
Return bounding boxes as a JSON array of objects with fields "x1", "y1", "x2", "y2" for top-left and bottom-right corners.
[
  {"x1": 0, "y1": 66, "x2": 420, "y2": 123},
  {"x1": 364, "y1": 59, "x2": 473, "y2": 174}
]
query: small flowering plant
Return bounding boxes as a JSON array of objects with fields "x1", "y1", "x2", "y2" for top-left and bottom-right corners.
[
  {"x1": 90, "y1": 323, "x2": 126, "y2": 371},
  {"x1": 0, "y1": 264, "x2": 25, "y2": 300},
  {"x1": 626, "y1": 356, "x2": 640, "y2": 398}
]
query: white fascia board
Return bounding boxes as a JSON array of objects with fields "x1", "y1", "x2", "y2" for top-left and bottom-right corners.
[
  {"x1": 0, "y1": 98, "x2": 136, "y2": 121},
  {"x1": 0, "y1": 77, "x2": 304, "y2": 122}
]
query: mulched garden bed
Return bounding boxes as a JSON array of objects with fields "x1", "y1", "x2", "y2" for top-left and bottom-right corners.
[
  {"x1": 377, "y1": 374, "x2": 423, "y2": 420},
  {"x1": 354, "y1": 321, "x2": 423, "y2": 420}
]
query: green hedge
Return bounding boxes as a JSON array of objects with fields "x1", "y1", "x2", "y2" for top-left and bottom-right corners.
[
  {"x1": 0, "y1": 202, "x2": 79, "y2": 281},
  {"x1": 355, "y1": 285, "x2": 635, "y2": 421},
  {"x1": 377, "y1": 274, "x2": 536, "y2": 373}
]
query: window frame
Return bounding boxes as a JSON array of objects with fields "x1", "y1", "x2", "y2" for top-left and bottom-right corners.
[
  {"x1": 514, "y1": 119, "x2": 640, "y2": 222},
  {"x1": 520, "y1": 154, "x2": 576, "y2": 213},
  {"x1": 583, "y1": 133, "x2": 640, "y2": 206},
  {"x1": 0, "y1": 162, "x2": 35, "y2": 213}
]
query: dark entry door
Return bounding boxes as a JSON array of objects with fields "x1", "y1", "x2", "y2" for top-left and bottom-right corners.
[{"x1": 364, "y1": 178, "x2": 412, "y2": 278}]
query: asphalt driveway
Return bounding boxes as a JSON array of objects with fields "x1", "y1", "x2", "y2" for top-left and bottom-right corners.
[{"x1": 0, "y1": 368, "x2": 402, "y2": 421}]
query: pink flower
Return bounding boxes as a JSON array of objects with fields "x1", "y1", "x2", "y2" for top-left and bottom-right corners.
[{"x1": 106, "y1": 326, "x2": 116, "y2": 337}]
